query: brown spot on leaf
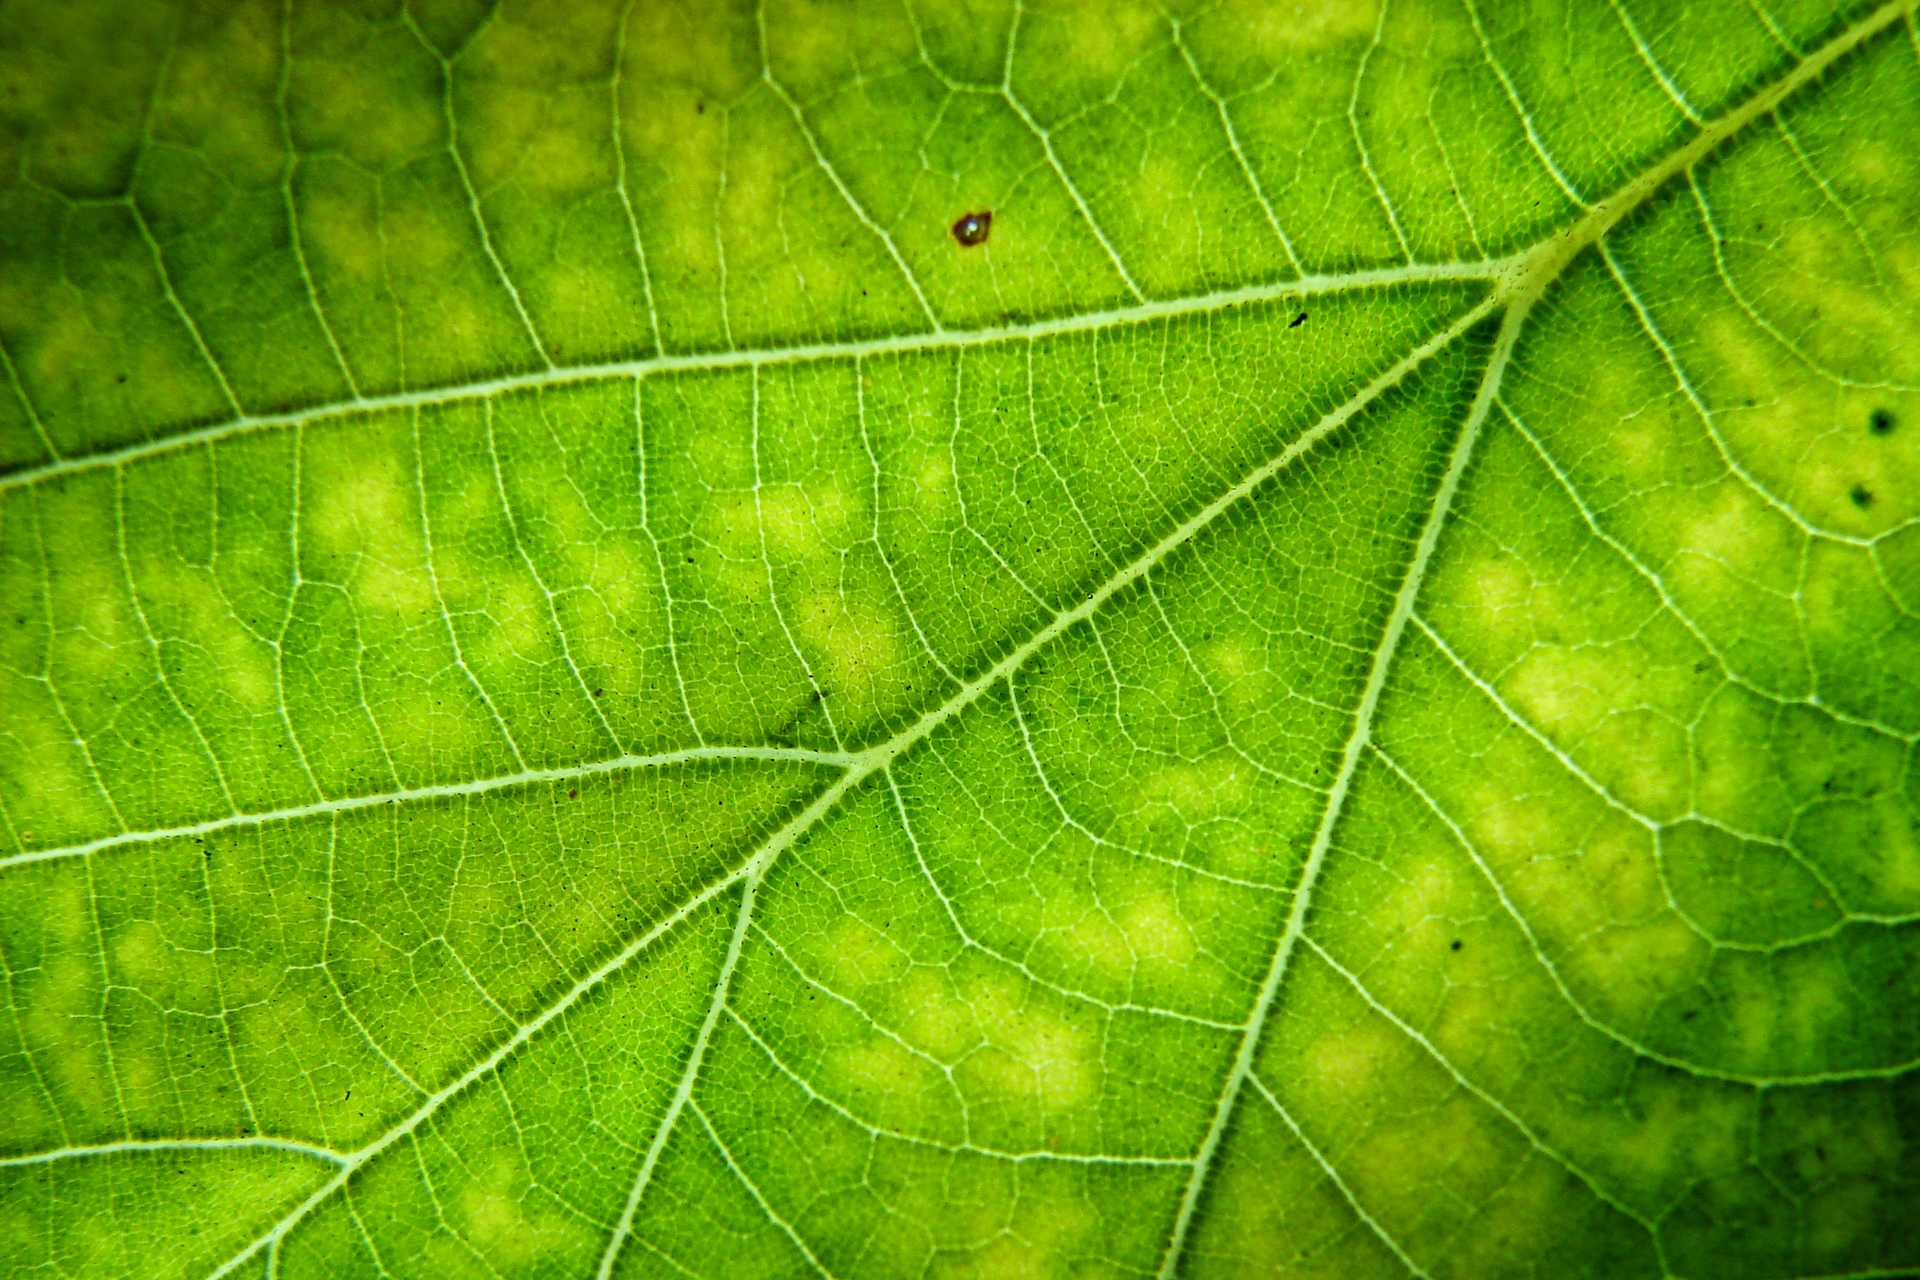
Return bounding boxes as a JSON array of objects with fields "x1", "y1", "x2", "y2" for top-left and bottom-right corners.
[{"x1": 951, "y1": 210, "x2": 991, "y2": 247}]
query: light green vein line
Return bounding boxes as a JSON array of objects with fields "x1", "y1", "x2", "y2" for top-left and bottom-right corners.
[
  {"x1": 691, "y1": 1101, "x2": 838, "y2": 1280},
  {"x1": 1244, "y1": 1073, "x2": 1430, "y2": 1279},
  {"x1": 0, "y1": 1137, "x2": 347, "y2": 1170},
  {"x1": 595, "y1": 870, "x2": 766, "y2": 1279},
  {"x1": 1155, "y1": 280, "x2": 1521, "y2": 1280},
  {"x1": 0, "y1": 261, "x2": 1500, "y2": 495},
  {"x1": 0, "y1": 746, "x2": 853, "y2": 873}
]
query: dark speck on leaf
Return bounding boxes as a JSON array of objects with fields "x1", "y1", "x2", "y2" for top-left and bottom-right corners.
[
  {"x1": 696, "y1": 101, "x2": 705, "y2": 114},
  {"x1": 116, "y1": 374, "x2": 128, "y2": 384},
  {"x1": 1870, "y1": 408, "x2": 1896, "y2": 435},
  {"x1": 1289, "y1": 312, "x2": 1307, "y2": 329},
  {"x1": 951, "y1": 210, "x2": 991, "y2": 247},
  {"x1": 569, "y1": 789, "x2": 578, "y2": 799},
  {"x1": 1850, "y1": 484, "x2": 1874, "y2": 509},
  {"x1": 1450, "y1": 939, "x2": 1463, "y2": 952}
]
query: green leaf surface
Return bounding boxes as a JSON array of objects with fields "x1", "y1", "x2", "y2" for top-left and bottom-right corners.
[{"x1": 2, "y1": 1, "x2": 1917, "y2": 1276}]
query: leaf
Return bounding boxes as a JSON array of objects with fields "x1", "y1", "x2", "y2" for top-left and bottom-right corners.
[{"x1": 0, "y1": 0, "x2": 1916, "y2": 1276}]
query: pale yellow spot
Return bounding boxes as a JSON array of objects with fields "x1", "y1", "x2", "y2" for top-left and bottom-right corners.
[
  {"x1": 1135, "y1": 756, "x2": 1248, "y2": 818},
  {"x1": 900, "y1": 967, "x2": 974, "y2": 1060},
  {"x1": 1675, "y1": 480, "x2": 1795, "y2": 581},
  {"x1": 1304, "y1": 1020, "x2": 1397, "y2": 1100},
  {"x1": 301, "y1": 185, "x2": 385, "y2": 285},
  {"x1": 502, "y1": 90, "x2": 612, "y2": 196},
  {"x1": 304, "y1": 48, "x2": 443, "y2": 171},
  {"x1": 1578, "y1": 824, "x2": 1666, "y2": 922},
  {"x1": 768, "y1": 482, "x2": 853, "y2": 554},
  {"x1": 164, "y1": 9, "x2": 280, "y2": 185},
  {"x1": 1061, "y1": 890, "x2": 1197, "y2": 978},
  {"x1": 112, "y1": 922, "x2": 173, "y2": 988},
  {"x1": 836, "y1": 1037, "x2": 928, "y2": 1098},
  {"x1": 1807, "y1": 1180, "x2": 1881, "y2": 1254},
  {"x1": 475, "y1": 575, "x2": 550, "y2": 670},
  {"x1": 1460, "y1": 555, "x2": 1535, "y2": 633},
  {"x1": 310, "y1": 452, "x2": 434, "y2": 615},
  {"x1": 459, "y1": 1158, "x2": 590, "y2": 1270},
  {"x1": 1847, "y1": 138, "x2": 1892, "y2": 186},
  {"x1": 1049, "y1": 0, "x2": 1159, "y2": 84},
  {"x1": 957, "y1": 1203, "x2": 1106, "y2": 1280},
  {"x1": 1599, "y1": 1077, "x2": 1746, "y2": 1193},
  {"x1": 17, "y1": 304, "x2": 98, "y2": 402},
  {"x1": 622, "y1": 1, "x2": 758, "y2": 103},
  {"x1": 794, "y1": 590, "x2": 904, "y2": 705},
  {"x1": 1507, "y1": 647, "x2": 1606, "y2": 739},
  {"x1": 823, "y1": 917, "x2": 909, "y2": 991},
  {"x1": 147, "y1": 565, "x2": 276, "y2": 712},
  {"x1": 962, "y1": 975, "x2": 1098, "y2": 1113},
  {"x1": 1061, "y1": 911, "x2": 1127, "y2": 974},
  {"x1": 1131, "y1": 152, "x2": 1193, "y2": 241},
  {"x1": 23, "y1": 954, "x2": 112, "y2": 1122},
  {"x1": 1567, "y1": 912, "x2": 1708, "y2": 1019},
  {"x1": 1238, "y1": 0, "x2": 1378, "y2": 54},
  {"x1": 1868, "y1": 792, "x2": 1920, "y2": 902},
  {"x1": 383, "y1": 203, "x2": 464, "y2": 272},
  {"x1": 1785, "y1": 964, "x2": 1850, "y2": 1063},
  {"x1": 48, "y1": 877, "x2": 90, "y2": 946},
  {"x1": 1121, "y1": 891, "x2": 1196, "y2": 966},
  {"x1": 1380, "y1": 857, "x2": 1463, "y2": 937},
  {"x1": 913, "y1": 452, "x2": 955, "y2": 514},
  {"x1": 312, "y1": 458, "x2": 406, "y2": 553},
  {"x1": 1577, "y1": 709, "x2": 1690, "y2": 822},
  {"x1": 1472, "y1": 781, "x2": 1664, "y2": 934},
  {"x1": 764, "y1": 0, "x2": 917, "y2": 83},
  {"x1": 572, "y1": 540, "x2": 649, "y2": 618}
]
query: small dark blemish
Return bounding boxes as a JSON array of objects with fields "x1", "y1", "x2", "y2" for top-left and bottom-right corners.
[
  {"x1": 1682, "y1": 1010, "x2": 1698, "y2": 1021},
  {"x1": 1869, "y1": 408, "x2": 1896, "y2": 436},
  {"x1": 1693, "y1": 659, "x2": 1712, "y2": 674},
  {"x1": 569, "y1": 788, "x2": 578, "y2": 799},
  {"x1": 1850, "y1": 484, "x2": 1874, "y2": 509},
  {"x1": 1288, "y1": 312, "x2": 1307, "y2": 329},
  {"x1": 951, "y1": 210, "x2": 992, "y2": 248},
  {"x1": 116, "y1": 374, "x2": 128, "y2": 384},
  {"x1": 696, "y1": 101, "x2": 705, "y2": 115},
  {"x1": 592, "y1": 688, "x2": 604, "y2": 697},
  {"x1": 1450, "y1": 939, "x2": 1463, "y2": 952}
]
